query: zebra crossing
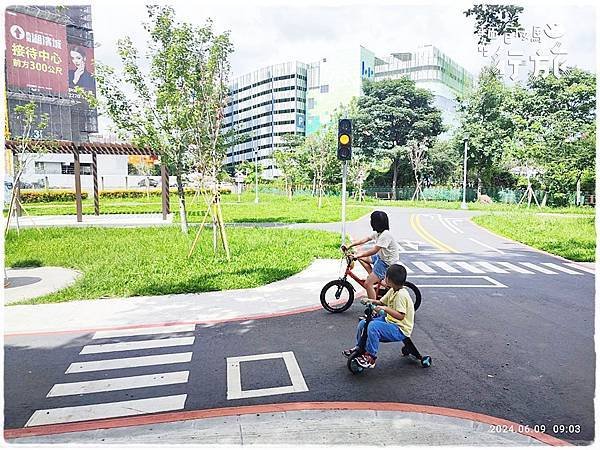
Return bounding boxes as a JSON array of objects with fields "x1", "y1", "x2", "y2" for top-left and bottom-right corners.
[
  {"x1": 25, "y1": 324, "x2": 196, "y2": 427},
  {"x1": 400, "y1": 260, "x2": 591, "y2": 276}
]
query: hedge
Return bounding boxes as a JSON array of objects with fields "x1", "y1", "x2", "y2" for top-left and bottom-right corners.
[
  {"x1": 100, "y1": 187, "x2": 232, "y2": 199},
  {"x1": 20, "y1": 190, "x2": 89, "y2": 203}
]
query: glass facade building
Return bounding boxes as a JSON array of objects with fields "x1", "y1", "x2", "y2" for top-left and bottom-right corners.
[
  {"x1": 374, "y1": 45, "x2": 473, "y2": 131},
  {"x1": 225, "y1": 45, "x2": 472, "y2": 175},
  {"x1": 223, "y1": 61, "x2": 308, "y2": 179}
]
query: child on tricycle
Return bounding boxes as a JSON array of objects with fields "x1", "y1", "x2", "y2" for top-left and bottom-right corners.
[{"x1": 342, "y1": 263, "x2": 431, "y2": 370}]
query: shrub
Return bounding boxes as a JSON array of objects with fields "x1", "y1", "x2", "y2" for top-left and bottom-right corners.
[{"x1": 20, "y1": 190, "x2": 88, "y2": 203}]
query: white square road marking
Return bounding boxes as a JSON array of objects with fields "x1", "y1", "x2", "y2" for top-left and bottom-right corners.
[{"x1": 226, "y1": 351, "x2": 308, "y2": 400}]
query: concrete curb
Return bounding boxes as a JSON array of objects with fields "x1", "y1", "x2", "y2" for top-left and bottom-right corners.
[{"x1": 4, "y1": 402, "x2": 571, "y2": 445}]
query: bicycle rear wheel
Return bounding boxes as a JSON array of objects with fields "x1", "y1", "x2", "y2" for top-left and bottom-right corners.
[
  {"x1": 320, "y1": 279, "x2": 354, "y2": 313},
  {"x1": 404, "y1": 281, "x2": 422, "y2": 311}
]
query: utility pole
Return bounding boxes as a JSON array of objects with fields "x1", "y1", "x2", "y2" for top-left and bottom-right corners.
[
  {"x1": 338, "y1": 119, "x2": 352, "y2": 245},
  {"x1": 461, "y1": 134, "x2": 469, "y2": 210},
  {"x1": 254, "y1": 149, "x2": 259, "y2": 204}
]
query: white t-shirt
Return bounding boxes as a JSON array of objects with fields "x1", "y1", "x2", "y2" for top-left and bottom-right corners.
[{"x1": 370, "y1": 230, "x2": 399, "y2": 266}]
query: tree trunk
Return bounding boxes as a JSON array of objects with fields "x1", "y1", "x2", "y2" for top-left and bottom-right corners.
[
  {"x1": 391, "y1": 157, "x2": 399, "y2": 200},
  {"x1": 317, "y1": 176, "x2": 323, "y2": 208},
  {"x1": 176, "y1": 170, "x2": 188, "y2": 234},
  {"x1": 576, "y1": 173, "x2": 582, "y2": 206},
  {"x1": 477, "y1": 176, "x2": 482, "y2": 196}
]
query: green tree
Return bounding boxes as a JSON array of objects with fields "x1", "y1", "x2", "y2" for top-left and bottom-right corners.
[
  {"x1": 464, "y1": 4, "x2": 524, "y2": 45},
  {"x1": 5, "y1": 102, "x2": 49, "y2": 234},
  {"x1": 273, "y1": 134, "x2": 307, "y2": 199},
  {"x1": 92, "y1": 5, "x2": 233, "y2": 233},
  {"x1": 355, "y1": 78, "x2": 444, "y2": 199},
  {"x1": 455, "y1": 66, "x2": 514, "y2": 194},
  {"x1": 518, "y1": 69, "x2": 596, "y2": 204}
]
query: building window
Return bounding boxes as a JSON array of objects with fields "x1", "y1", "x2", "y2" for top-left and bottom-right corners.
[
  {"x1": 320, "y1": 85, "x2": 329, "y2": 94},
  {"x1": 61, "y1": 163, "x2": 92, "y2": 175},
  {"x1": 307, "y1": 98, "x2": 315, "y2": 110},
  {"x1": 34, "y1": 162, "x2": 45, "y2": 174}
]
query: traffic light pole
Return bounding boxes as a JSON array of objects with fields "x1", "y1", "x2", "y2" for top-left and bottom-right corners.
[{"x1": 341, "y1": 160, "x2": 348, "y2": 246}]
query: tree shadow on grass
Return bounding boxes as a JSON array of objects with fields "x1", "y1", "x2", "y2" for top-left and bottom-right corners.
[
  {"x1": 130, "y1": 266, "x2": 298, "y2": 297},
  {"x1": 8, "y1": 259, "x2": 43, "y2": 268}
]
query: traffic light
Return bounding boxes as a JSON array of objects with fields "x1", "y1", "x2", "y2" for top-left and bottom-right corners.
[{"x1": 337, "y1": 119, "x2": 352, "y2": 160}]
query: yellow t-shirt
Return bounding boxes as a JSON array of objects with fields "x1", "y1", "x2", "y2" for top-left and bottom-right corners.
[{"x1": 380, "y1": 287, "x2": 414, "y2": 337}]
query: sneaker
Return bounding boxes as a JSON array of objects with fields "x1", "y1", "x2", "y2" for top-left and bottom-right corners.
[
  {"x1": 342, "y1": 347, "x2": 358, "y2": 357},
  {"x1": 356, "y1": 353, "x2": 376, "y2": 368}
]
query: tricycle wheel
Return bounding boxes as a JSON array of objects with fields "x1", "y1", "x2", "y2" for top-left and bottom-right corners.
[{"x1": 347, "y1": 350, "x2": 364, "y2": 374}]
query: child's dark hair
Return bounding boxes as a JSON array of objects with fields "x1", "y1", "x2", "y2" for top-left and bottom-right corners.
[
  {"x1": 370, "y1": 210, "x2": 389, "y2": 233},
  {"x1": 386, "y1": 264, "x2": 407, "y2": 286}
]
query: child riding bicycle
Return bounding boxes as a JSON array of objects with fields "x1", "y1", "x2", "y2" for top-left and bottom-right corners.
[
  {"x1": 342, "y1": 264, "x2": 416, "y2": 369},
  {"x1": 342, "y1": 211, "x2": 399, "y2": 300}
]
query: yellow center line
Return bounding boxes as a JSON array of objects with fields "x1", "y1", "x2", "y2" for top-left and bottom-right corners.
[{"x1": 410, "y1": 214, "x2": 458, "y2": 253}]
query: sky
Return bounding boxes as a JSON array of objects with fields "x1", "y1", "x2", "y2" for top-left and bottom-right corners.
[
  {"x1": 88, "y1": 0, "x2": 595, "y2": 76},
  {"x1": 8, "y1": 0, "x2": 595, "y2": 133}
]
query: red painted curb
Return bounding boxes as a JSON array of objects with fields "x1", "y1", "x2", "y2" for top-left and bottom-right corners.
[
  {"x1": 4, "y1": 303, "x2": 331, "y2": 338},
  {"x1": 3, "y1": 401, "x2": 572, "y2": 445}
]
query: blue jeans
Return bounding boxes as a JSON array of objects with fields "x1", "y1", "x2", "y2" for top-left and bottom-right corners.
[{"x1": 355, "y1": 312, "x2": 406, "y2": 356}]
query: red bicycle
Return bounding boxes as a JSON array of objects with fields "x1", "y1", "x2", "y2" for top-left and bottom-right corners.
[{"x1": 320, "y1": 247, "x2": 422, "y2": 313}]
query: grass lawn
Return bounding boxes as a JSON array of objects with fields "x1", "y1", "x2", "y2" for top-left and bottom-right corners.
[
  {"x1": 5, "y1": 226, "x2": 342, "y2": 304},
  {"x1": 472, "y1": 214, "x2": 596, "y2": 262},
  {"x1": 349, "y1": 197, "x2": 595, "y2": 216},
  {"x1": 13, "y1": 192, "x2": 370, "y2": 223}
]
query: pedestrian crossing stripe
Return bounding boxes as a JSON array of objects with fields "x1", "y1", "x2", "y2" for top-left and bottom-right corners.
[
  {"x1": 26, "y1": 324, "x2": 194, "y2": 428},
  {"x1": 66, "y1": 352, "x2": 193, "y2": 374},
  {"x1": 25, "y1": 395, "x2": 188, "y2": 427},
  {"x1": 519, "y1": 262, "x2": 557, "y2": 274},
  {"x1": 395, "y1": 261, "x2": 586, "y2": 276},
  {"x1": 47, "y1": 371, "x2": 189, "y2": 397}
]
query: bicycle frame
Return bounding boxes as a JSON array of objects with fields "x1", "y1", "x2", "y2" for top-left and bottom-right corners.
[{"x1": 341, "y1": 255, "x2": 387, "y2": 299}]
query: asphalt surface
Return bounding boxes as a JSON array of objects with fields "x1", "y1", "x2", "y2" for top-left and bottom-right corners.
[{"x1": 4, "y1": 207, "x2": 595, "y2": 444}]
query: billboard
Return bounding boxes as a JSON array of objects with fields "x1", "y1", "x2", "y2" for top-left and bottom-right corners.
[
  {"x1": 5, "y1": 10, "x2": 69, "y2": 94},
  {"x1": 68, "y1": 43, "x2": 96, "y2": 97}
]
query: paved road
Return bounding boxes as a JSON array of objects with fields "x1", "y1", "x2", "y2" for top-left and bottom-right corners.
[{"x1": 4, "y1": 208, "x2": 595, "y2": 444}]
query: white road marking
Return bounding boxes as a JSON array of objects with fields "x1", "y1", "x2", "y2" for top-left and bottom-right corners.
[
  {"x1": 469, "y1": 238, "x2": 505, "y2": 254},
  {"x1": 542, "y1": 263, "x2": 583, "y2": 275},
  {"x1": 227, "y1": 351, "x2": 308, "y2": 400},
  {"x1": 93, "y1": 325, "x2": 195, "y2": 340},
  {"x1": 565, "y1": 263, "x2": 595, "y2": 274},
  {"x1": 431, "y1": 261, "x2": 460, "y2": 273},
  {"x1": 413, "y1": 262, "x2": 437, "y2": 273},
  {"x1": 48, "y1": 371, "x2": 189, "y2": 397},
  {"x1": 25, "y1": 395, "x2": 188, "y2": 427},
  {"x1": 402, "y1": 240, "x2": 420, "y2": 251},
  {"x1": 66, "y1": 352, "x2": 193, "y2": 374},
  {"x1": 474, "y1": 261, "x2": 509, "y2": 273},
  {"x1": 519, "y1": 262, "x2": 557, "y2": 274},
  {"x1": 496, "y1": 262, "x2": 534, "y2": 274},
  {"x1": 436, "y1": 214, "x2": 460, "y2": 234},
  {"x1": 454, "y1": 262, "x2": 486, "y2": 273},
  {"x1": 402, "y1": 264, "x2": 414, "y2": 273},
  {"x1": 80, "y1": 337, "x2": 195, "y2": 355},
  {"x1": 410, "y1": 275, "x2": 507, "y2": 288}
]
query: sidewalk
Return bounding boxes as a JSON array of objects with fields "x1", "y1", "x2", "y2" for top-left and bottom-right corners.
[
  {"x1": 5, "y1": 213, "x2": 173, "y2": 228},
  {"x1": 4, "y1": 259, "x2": 351, "y2": 335},
  {"x1": 7, "y1": 405, "x2": 560, "y2": 445}
]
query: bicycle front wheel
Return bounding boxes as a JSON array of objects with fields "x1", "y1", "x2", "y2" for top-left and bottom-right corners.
[{"x1": 320, "y1": 279, "x2": 354, "y2": 313}]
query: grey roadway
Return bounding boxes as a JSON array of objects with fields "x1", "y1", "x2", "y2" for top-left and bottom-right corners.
[{"x1": 4, "y1": 207, "x2": 595, "y2": 445}]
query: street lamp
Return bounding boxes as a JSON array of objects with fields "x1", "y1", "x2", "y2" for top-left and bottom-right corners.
[
  {"x1": 461, "y1": 133, "x2": 469, "y2": 210},
  {"x1": 254, "y1": 149, "x2": 259, "y2": 204}
]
